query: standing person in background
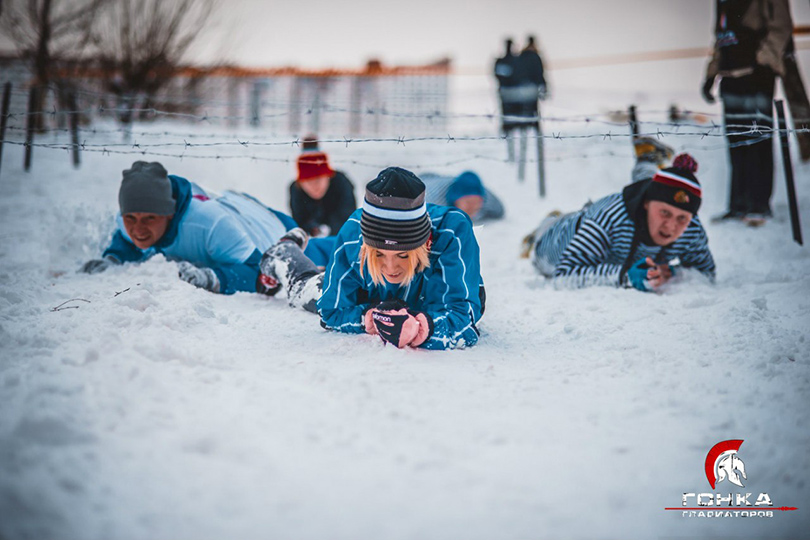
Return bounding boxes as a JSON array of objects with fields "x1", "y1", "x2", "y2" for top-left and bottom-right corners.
[
  {"x1": 421, "y1": 171, "x2": 505, "y2": 223},
  {"x1": 289, "y1": 136, "x2": 357, "y2": 238},
  {"x1": 494, "y1": 38, "x2": 521, "y2": 159},
  {"x1": 702, "y1": 0, "x2": 793, "y2": 226},
  {"x1": 517, "y1": 35, "x2": 547, "y2": 106}
]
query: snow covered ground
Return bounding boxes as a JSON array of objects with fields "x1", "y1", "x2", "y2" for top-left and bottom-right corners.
[{"x1": 1, "y1": 89, "x2": 809, "y2": 540}]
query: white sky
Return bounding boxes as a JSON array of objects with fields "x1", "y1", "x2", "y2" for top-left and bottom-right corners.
[
  {"x1": 197, "y1": 0, "x2": 810, "y2": 71},
  {"x1": 2, "y1": 0, "x2": 809, "y2": 101}
]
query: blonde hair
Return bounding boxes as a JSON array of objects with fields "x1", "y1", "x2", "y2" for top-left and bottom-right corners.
[{"x1": 359, "y1": 243, "x2": 430, "y2": 286}]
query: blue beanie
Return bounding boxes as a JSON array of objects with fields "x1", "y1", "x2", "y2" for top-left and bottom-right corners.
[{"x1": 446, "y1": 171, "x2": 486, "y2": 205}]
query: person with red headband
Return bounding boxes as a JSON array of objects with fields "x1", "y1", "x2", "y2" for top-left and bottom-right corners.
[{"x1": 522, "y1": 153, "x2": 715, "y2": 291}]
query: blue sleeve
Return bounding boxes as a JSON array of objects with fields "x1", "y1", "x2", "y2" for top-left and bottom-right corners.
[
  {"x1": 304, "y1": 236, "x2": 338, "y2": 267},
  {"x1": 317, "y1": 220, "x2": 370, "y2": 334},
  {"x1": 271, "y1": 208, "x2": 299, "y2": 231},
  {"x1": 419, "y1": 214, "x2": 483, "y2": 350},
  {"x1": 210, "y1": 249, "x2": 262, "y2": 295},
  {"x1": 102, "y1": 229, "x2": 151, "y2": 263},
  {"x1": 203, "y1": 215, "x2": 264, "y2": 294}
]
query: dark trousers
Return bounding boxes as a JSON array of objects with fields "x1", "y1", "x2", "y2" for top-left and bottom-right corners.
[{"x1": 720, "y1": 71, "x2": 776, "y2": 215}]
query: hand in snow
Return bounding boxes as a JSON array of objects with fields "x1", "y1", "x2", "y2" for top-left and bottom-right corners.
[
  {"x1": 79, "y1": 255, "x2": 120, "y2": 274},
  {"x1": 370, "y1": 300, "x2": 433, "y2": 348},
  {"x1": 372, "y1": 308, "x2": 420, "y2": 348},
  {"x1": 178, "y1": 262, "x2": 220, "y2": 293},
  {"x1": 645, "y1": 257, "x2": 677, "y2": 289},
  {"x1": 627, "y1": 257, "x2": 675, "y2": 292}
]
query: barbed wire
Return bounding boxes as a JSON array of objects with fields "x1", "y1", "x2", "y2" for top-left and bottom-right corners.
[
  {"x1": 5, "y1": 83, "x2": 727, "y2": 122},
  {"x1": 0, "y1": 129, "x2": 783, "y2": 168},
  {"x1": 3, "y1": 124, "x2": 799, "y2": 151},
  {"x1": 1, "y1": 100, "x2": 726, "y2": 126},
  {"x1": 0, "y1": 140, "x2": 638, "y2": 169}
]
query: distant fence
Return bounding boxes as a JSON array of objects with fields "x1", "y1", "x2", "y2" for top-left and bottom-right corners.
[{"x1": 0, "y1": 58, "x2": 452, "y2": 137}]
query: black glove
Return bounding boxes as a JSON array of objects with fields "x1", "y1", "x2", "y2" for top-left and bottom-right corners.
[
  {"x1": 79, "y1": 255, "x2": 120, "y2": 274},
  {"x1": 372, "y1": 309, "x2": 412, "y2": 347},
  {"x1": 178, "y1": 262, "x2": 220, "y2": 293},
  {"x1": 701, "y1": 76, "x2": 716, "y2": 104}
]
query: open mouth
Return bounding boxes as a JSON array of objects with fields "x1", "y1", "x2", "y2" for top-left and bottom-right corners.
[{"x1": 385, "y1": 272, "x2": 403, "y2": 281}]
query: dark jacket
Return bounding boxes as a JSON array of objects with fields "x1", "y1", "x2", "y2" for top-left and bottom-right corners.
[
  {"x1": 706, "y1": 0, "x2": 793, "y2": 79},
  {"x1": 516, "y1": 48, "x2": 546, "y2": 87},
  {"x1": 289, "y1": 171, "x2": 356, "y2": 236},
  {"x1": 494, "y1": 52, "x2": 520, "y2": 88}
]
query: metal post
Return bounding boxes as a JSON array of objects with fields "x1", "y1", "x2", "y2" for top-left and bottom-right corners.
[
  {"x1": 517, "y1": 126, "x2": 527, "y2": 182},
  {"x1": 0, "y1": 82, "x2": 11, "y2": 177},
  {"x1": 774, "y1": 99, "x2": 803, "y2": 245},
  {"x1": 24, "y1": 86, "x2": 39, "y2": 171},
  {"x1": 68, "y1": 89, "x2": 80, "y2": 168},
  {"x1": 506, "y1": 132, "x2": 515, "y2": 162},
  {"x1": 628, "y1": 104, "x2": 639, "y2": 137},
  {"x1": 536, "y1": 106, "x2": 546, "y2": 198}
]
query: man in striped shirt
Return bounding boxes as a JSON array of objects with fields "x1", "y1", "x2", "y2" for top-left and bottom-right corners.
[{"x1": 525, "y1": 154, "x2": 715, "y2": 291}]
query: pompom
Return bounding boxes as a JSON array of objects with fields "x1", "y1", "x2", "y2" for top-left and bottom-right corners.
[{"x1": 672, "y1": 153, "x2": 698, "y2": 173}]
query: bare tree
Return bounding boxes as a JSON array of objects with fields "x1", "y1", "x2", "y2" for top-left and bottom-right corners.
[
  {"x1": 1, "y1": 0, "x2": 107, "y2": 127},
  {"x1": 89, "y1": 0, "x2": 216, "y2": 122}
]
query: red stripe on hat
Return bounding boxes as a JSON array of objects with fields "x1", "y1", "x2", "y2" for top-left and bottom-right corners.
[{"x1": 652, "y1": 173, "x2": 702, "y2": 197}]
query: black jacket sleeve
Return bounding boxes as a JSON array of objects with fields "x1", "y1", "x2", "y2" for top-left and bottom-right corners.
[
  {"x1": 289, "y1": 181, "x2": 319, "y2": 233},
  {"x1": 325, "y1": 172, "x2": 357, "y2": 234}
]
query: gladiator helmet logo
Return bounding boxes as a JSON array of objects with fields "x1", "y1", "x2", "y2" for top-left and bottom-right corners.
[
  {"x1": 705, "y1": 439, "x2": 747, "y2": 489},
  {"x1": 674, "y1": 190, "x2": 690, "y2": 204}
]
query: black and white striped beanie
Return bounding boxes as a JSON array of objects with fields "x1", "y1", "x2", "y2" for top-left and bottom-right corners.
[{"x1": 361, "y1": 167, "x2": 432, "y2": 251}]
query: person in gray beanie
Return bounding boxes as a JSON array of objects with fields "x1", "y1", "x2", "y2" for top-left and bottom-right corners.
[{"x1": 79, "y1": 161, "x2": 333, "y2": 295}]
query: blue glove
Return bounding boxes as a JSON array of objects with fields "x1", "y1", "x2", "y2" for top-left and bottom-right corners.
[{"x1": 626, "y1": 258, "x2": 653, "y2": 292}]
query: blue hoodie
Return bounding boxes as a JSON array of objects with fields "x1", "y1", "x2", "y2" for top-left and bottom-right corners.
[
  {"x1": 102, "y1": 175, "x2": 297, "y2": 294},
  {"x1": 318, "y1": 205, "x2": 484, "y2": 350}
]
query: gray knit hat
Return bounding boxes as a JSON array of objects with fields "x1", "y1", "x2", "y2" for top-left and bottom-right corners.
[{"x1": 118, "y1": 161, "x2": 176, "y2": 215}]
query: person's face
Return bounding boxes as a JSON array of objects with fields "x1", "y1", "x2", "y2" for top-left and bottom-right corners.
[
  {"x1": 299, "y1": 175, "x2": 331, "y2": 200},
  {"x1": 123, "y1": 212, "x2": 172, "y2": 249},
  {"x1": 454, "y1": 194, "x2": 484, "y2": 218},
  {"x1": 644, "y1": 200, "x2": 692, "y2": 246},
  {"x1": 376, "y1": 250, "x2": 410, "y2": 284}
]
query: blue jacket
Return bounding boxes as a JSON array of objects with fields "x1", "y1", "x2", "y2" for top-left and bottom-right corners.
[
  {"x1": 318, "y1": 205, "x2": 484, "y2": 350},
  {"x1": 102, "y1": 175, "x2": 295, "y2": 294}
]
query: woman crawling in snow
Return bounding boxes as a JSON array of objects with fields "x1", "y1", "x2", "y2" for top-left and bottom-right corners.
[{"x1": 260, "y1": 167, "x2": 485, "y2": 350}]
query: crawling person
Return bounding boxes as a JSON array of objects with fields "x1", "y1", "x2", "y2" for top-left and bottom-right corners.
[
  {"x1": 80, "y1": 161, "x2": 332, "y2": 295},
  {"x1": 260, "y1": 167, "x2": 485, "y2": 350},
  {"x1": 522, "y1": 154, "x2": 715, "y2": 291}
]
